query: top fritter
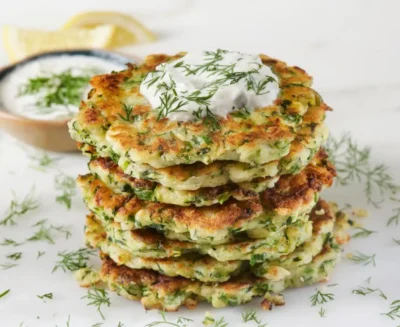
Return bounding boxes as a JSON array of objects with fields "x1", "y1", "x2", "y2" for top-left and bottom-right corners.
[{"x1": 69, "y1": 50, "x2": 330, "y2": 169}]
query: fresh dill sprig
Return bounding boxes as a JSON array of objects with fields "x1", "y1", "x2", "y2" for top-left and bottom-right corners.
[
  {"x1": 29, "y1": 152, "x2": 60, "y2": 172},
  {"x1": 212, "y1": 317, "x2": 229, "y2": 327},
  {"x1": 145, "y1": 311, "x2": 194, "y2": 327},
  {"x1": 347, "y1": 252, "x2": 376, "y2": 267},
  {"x1": 0, "y1": 238, "x2": 23, "y2": 247},
  {"x1": 117, "y1": 322, "x2": 124, "y2": 327},
  {"x1": 318, "y1": 307, "x2": 326, "y2": 318},
  {"x1": 246, "y1": 75, "x2": 276, "y2": 95},
  {"x1": 352, "y1": 227, "x2": 377, "y2": 238},
  {"x1": 394, "y1": 238, "x2": 400, "y2": 245},
  {"x1": 0, "y1": 263, "x2": 17, "y2": 270},
  {"x1": 82, "y1": 287, "x2": 111, "y2": 320},
  {"x1": 176, "y1": 317, "x2": 194, "y2": 324},
  {"x1": 92, "y1": 323, "x2": 103, "y2": 327},
  {"x1": 54, "y1": 173, "x2": 76, "y2": 210},
  {"x1": 325, "y1": 133, "x2": 400, "y2": 207},
  {"x1": 387, "y1": 207, "x2": 400, "y2": 227},
  {"x1": 55, "y1": 315, "x2": 71, "y2": 327},
  {"x1": 230, "y1": 107, "x2": 250, "y2": 119},
  {"x1": 203, "y1": 108, "x2": 221, "y2": 130},
  {"x1": 381, "y1": 300, "x2": 400, "y2": 320},
  {"x1": 118, "y1": 103, "x2": 136, "y2": 122},
  {"x1": 352, "y1": 286, "x2": 387, "y2": 299},
  {"x1": 18, "y1": 69, "x2": 93, "y2": 116},
  {"x1": 241, "y1": 310, "x2": 267, "y2": 327},
  {"x1": 148, "y1": 49, "x2": 275, "y2": 123},
  {"x1": 37, "y1": 251, "x2": 46, "y2": 259},
  {"x1": 6, "y1": 252, "x2": 22, "y2": 261},
  {"x1": 53, "y1": 248, "x2": 96, "y2": 273},
  {"x1": 27, "y1": 219, "x2": 71, "y2": 244},
  {"x1": 156, "y1": 92, "x2": 188, "y2": 120},
  {"x1": 0, "y1": 289, "x2": 10, "y2": 299},
  {"x1": 37, "y1": 292, "x2": 53, "y2": 302},
  {"x1": 310, "y1": 290, "x2": 335, "y2": 306},
  {"x1": 242, "y1": 310, "x2": 260, "y2": 323},
  {"x1": 145, "y1": 311, "x2": 178, "y2": 327},
  {"x1": 0, "y1": 186, "x2": 39, "y2": 226}
]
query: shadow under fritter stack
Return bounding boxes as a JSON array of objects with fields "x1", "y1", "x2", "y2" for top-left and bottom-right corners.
[{"x1": 69, "y1": 51, "x2": 350, "y2": 311}]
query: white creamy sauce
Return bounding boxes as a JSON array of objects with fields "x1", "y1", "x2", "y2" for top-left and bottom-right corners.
[
  {"x1": 0, "y1": 55, "x2": 123, "y2": 120},
  {"x1": 140, "y1": 50, "x2": 280, "y2": 121}
]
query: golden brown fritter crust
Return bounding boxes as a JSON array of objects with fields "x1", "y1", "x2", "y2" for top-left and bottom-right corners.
[
  {"x1": 99, "y1": 240, "x2": 341, "y2": 311},
  {"x1": 85, "y1": 199, "x2": 338, "y2": 281},
  {"x1": 78, "y1": 173, "x2": 263, "y2": 233},
  {"x1": 262, "y1": 150, "x2": 335, "y2": 215},
  {"x1": 85, "y1": 197, "x2": 343, "y2": 261},
  {"x1": 69, "y1": 52, "x2": 330, "y2": 169},
  {"x1": 87, "y1": 156, "x2": 277, "y2": 206},
  {"x1": 77, "y1": 151, "x2": 335, "y2": 240}
]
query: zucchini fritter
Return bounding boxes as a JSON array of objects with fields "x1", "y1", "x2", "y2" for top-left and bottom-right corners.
[
  {"x1": 84, "y1": 199, "x2": 338, "y2": 281},
  {"x1": 77, "y1": 151, "x2": 335, "y2": 245},
  {"x1": 68, "y1": 53, "x2": 330, "y2": 171},
  {"x1": 88, "y1": 156, "x2": 278, "y2": 206},
  {"x1": 87, "y1": 212, "x2": 312, "y2": 262},
  {"x1": 99, "y1": 243, "x2": 340, "y2": 311}
]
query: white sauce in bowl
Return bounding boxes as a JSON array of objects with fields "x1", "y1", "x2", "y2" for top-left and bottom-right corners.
[{"x1": 0, "y1": 55, "x2": 124, "y2": 120}]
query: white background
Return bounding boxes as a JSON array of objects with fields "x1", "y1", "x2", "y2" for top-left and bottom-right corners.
[{"x1": 0, "y1": 0, "x2": 400, "y2": 326}]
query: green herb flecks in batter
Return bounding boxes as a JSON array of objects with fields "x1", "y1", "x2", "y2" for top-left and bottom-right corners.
[
  {"x1": 0, "y1": 186, "x2": 39, "y2": 226},
  {"x1": 54, "y1": 173, "x2": 76, "y2": 210}
]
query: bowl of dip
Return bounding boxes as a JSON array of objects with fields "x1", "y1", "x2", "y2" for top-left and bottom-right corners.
[{"x1": 0, "y1": 49, "x2": 135, "y2": 152}]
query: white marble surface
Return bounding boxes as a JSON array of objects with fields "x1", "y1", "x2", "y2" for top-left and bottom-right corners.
[{"x1": 0, "y1": 1, "x2": 400, "y2": 326}]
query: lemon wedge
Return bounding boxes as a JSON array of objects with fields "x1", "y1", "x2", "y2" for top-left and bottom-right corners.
[
  {"x1": 63, "y1": 11, "x2": 157, "y2": 48},
  {"x1": 2, "y1": 25, "x2": 116, "y2": 62}
]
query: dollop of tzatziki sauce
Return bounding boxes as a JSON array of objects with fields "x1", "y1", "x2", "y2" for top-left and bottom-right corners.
[
  {"x1": 0, "y1": 55, "x2": 123, "y2": 120},
  {"x1": 140, "y1": 49, "x2": 280, "y2": 121}
]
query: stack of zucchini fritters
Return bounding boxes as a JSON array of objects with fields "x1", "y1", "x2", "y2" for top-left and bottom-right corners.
[{"x1": 69, "y1": 52, "x2": 350, "y2": 311}]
